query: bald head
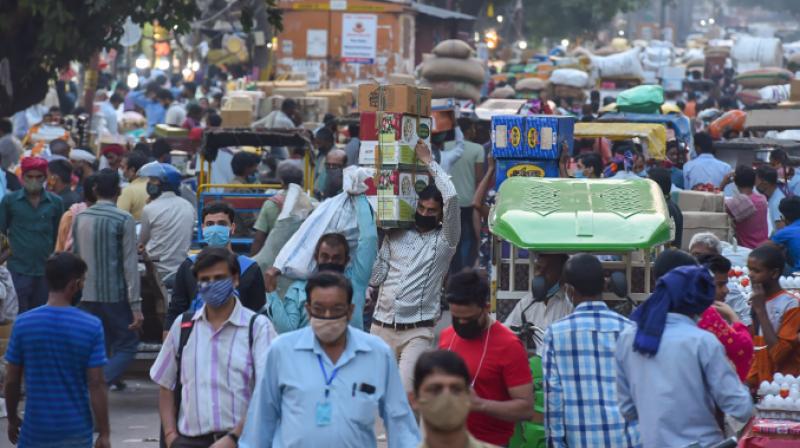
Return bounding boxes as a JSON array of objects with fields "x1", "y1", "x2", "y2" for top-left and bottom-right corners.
[{"x1": 326, "y1": 149, "x2": 347, "y2": 167}]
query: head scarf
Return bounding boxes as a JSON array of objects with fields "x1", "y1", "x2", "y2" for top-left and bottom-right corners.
[
  {"x1": 101, "y1": 144, "x2": 125, "y2": 157},
  {"x1": 631, "y1": 265, "x2": 715, "y2": 356},
  {"x1": 20, "y1": 157, "x2": 48, "y2": 175}
]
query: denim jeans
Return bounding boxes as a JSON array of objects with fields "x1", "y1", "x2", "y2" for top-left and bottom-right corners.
[
  {"x1": 79, "y1": 301, "x2": 140, "y2": 384},
  {"x1": 11, "y1": 271, "x2": 48, "y2": 313},
  {"x1": 450, "y1": 207, "x2": 476, "y2": 274}
]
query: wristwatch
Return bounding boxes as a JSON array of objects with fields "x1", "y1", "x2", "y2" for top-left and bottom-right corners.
[{"x1": 226, "y1": 432, "x2": 239, "y2": 445}]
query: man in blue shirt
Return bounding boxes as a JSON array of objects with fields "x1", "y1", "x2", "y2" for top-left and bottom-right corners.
[
  {"x1": 264, "y1": 194, "x2": 377, "y2": 332},
  {"x1": 772, "y1": 197, "x2": 800, "y2": 270},
  {"x1": 130, "y1": 82, "x2": 166, "y2": 135},
  {"x1": 240, "y1": 271, "x2": 420, "y2": 448},
  {"x1": 4, "y1": 252, "x2": 110, "y2": 448},
  {"x1": 683, "y1": 132, "x2": 732, "y2": 190},
  {"x1": 757, "y1": 164, "x2": 786, "y2": 236}
]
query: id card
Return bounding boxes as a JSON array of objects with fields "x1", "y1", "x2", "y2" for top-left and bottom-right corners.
[{"x1": 316, "y1": 401, "x2": 332, "y2": 426}]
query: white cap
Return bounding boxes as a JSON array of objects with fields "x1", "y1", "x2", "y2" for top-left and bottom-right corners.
[{"x1": 69, "y1": 149, "x2": 97, "y2": 163}]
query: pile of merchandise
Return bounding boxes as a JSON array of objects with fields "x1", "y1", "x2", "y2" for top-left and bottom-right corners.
[{"x1": 420, "y1": 39, "x2": 485, "y2": 102}]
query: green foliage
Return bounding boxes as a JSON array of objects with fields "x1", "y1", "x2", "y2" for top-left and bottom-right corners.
[{"x1": 521, "y1": 0, "x2": 647, "y2": 40}]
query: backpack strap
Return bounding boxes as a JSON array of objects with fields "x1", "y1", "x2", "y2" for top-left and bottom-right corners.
[
  {"x1": 248, "y1": 313, "x2": 259, "y2": 382},
  {"x1": 173, "y1": 311, "x2": 196, "y2": 422},
  {"x1": 237, "y1": 255, "x2": 256, "y2": 276}
]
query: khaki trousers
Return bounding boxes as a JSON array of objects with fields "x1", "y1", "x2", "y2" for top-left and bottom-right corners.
[{"x1": 370, "y1": 324, "x2": 435, "y2": 392}]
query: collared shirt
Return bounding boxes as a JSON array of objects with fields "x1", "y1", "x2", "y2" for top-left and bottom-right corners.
[
  {"x1": 615, "y1": 313, "x2": 753, "y2": 448},
  {"x1": 766, "y1": 187, "x2": 786, "y2": 236},
  {"x1": 100, "y1": 101, "x2": 119, "y2": 135},
  {"x1": 73, "y1": 201, "x2": 141, "y2": 311},
  {"x1": 150, "y1": 299, "x2": 277, "y2": 437},
  {"x1": 773, "y1": 220, "x2": 800, "y2": 269},
  {"x1": 239, "y1": 326, "x2": 421, "y2": 448},
  {"x1": 683, "y1": 153, "x2": 732, "y2": 190},
  {"x1": 503, "y1": 288, "x2": 574, "y2": 355},
  {"x1": 130, "y1": 90, "x2": 165, "y2": 135},
  {"x1": 446, "y1": 140, "x2": 484, "y2": 207},
  {"x1": 0, "y1": 189, "x2": 63, "y2": 276},
  {"x1": 543, "y1": 302, "x2": 640, "y2": 448},
  {"x1": 139, "y1": 192, "x2": 196, "y2": 278},
  {"x1": 117, "y1": 177, "x2": 149, "y2": 221},
  {"x1": 370, "y1": 161, "x2": 460, "y2": 324}
]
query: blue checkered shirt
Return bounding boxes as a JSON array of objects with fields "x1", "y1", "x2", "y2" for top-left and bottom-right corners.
[{"x1": 543, "y1": 301, "x2": 641, "y2": 448}]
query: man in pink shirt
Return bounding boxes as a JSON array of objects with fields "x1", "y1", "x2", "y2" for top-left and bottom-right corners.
[{"x1": 724, "y1": 166, "x2": 769, "y2": 249}]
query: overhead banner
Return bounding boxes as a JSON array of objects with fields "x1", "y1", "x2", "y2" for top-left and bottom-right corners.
[{"x1": 341, "y1": 14, "x2": 377, "y2": 64}]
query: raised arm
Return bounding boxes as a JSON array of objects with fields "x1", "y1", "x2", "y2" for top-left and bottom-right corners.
[
  {"x1": 369, "y1": 237, "x2": 391, "y2": 288},
  {"x1": 418, "y1": 141, "x2": 460, "y2": 248},
  {"x1": 350, "y1": 194, "x2": 378, "y2": 286},
  {"x1": 472, "y1": 154, "x2": 496, "y2": 219}
]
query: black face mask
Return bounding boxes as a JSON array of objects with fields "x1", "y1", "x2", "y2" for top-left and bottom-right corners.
[
  {"x1": 415, "y1": 212, "x2": 438, "y2": 232},
  {"x1": 317, "y1": 262, "x2": 345, "y2": 273},
  {"x1": 325, "y1": 168, "x2": 343, "y2": 198},
  {"x1": 453, "y1": 314, "x2": 485, "y2": 339},
  {"x1": 146, "y1": 183, "x2": 162, "y2": 199}
]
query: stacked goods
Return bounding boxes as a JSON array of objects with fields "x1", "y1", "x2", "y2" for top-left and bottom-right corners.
[
  {"x1": 307, "y1": 90, "x2": 352, "y2": 116},
  {"x1": 387, "y1": 73, "x2": 416, "y2": 86},
  {"x1": 549, "y1": 68, "x2": 589, "y2": 100},
  {"x1": 735, "y1": 68, "x2": 794, "y2": 88},
  {"x1": 515, "y1": 78, "x2": 548, "y2": 99},
  {"x1": 490, "y1": 85, "x2": 516, "y2": 99},
  {"x1": 357, "y1": 83, "x2": 433, "y2": 228},
  {"x1": 681, "y1": 212, "x2": 732, "y2": 250},
  {"x1": 591, "y1": 48, "x2": 645, "y2": 80},
  {"x1": 296, "y1": 97, "x2": 329, "y2": 124},
  {"x1": 220, "y1": 95, "x2": 253, "y2": 128},
  {"x1": 732, "y1": 36, "x2": 782, "y2": 68},
  {"x1": 616, "y1": 85, "x2": 664, "y2": 114},
  {"x1": 153, "y1": 124, "x2": 189, "y2": 138},
  {"x1": 420, "y1": 39, "x2": 484, "y2": 102},
  {"x1": 491, "y1": 115, "x2": 575, "y2": 189},
  {"x1": 257, "y1": 80, "x2": 309, "y2": 97}
]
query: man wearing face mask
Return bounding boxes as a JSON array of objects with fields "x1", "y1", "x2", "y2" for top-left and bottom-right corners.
[
  {"x1": 370, "y1": 140, "x2": 460, "y2": 393},
  {"x1": 411, "y1": 350, "x2": 497, "y2": 448},
  {"x1": 240, "y1": 271, "x2": 420, "y2": 447},
  {"x1": 503, "y1": 253, "x2": 572, "y2": 354},
  {"x1": 138, "y1": 161, "x2": 195, "y2": 280},
  {"x1": 438, "y1": 269, "x2": 534, "y2": 447},
  {"x1": 0, "y1": 156, "x2": 63, "y2": 312},
  {"x1": 152, "y1": 247, "x2": 276, "y2": 448},
  {"x1": 165, "y1": 202, "x2": 265, "y2": 336},
  {"x1": 73, "y1": 169, "x2": 142, "y2": 386},
  {"x1": 322, "y1": 148, "x2": 347, "y2": 199}
]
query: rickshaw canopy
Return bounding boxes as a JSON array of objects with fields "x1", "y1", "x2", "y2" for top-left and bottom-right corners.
[
  {"x1": 574, "y1": 122, "x2": 667, "y2": 160},
  {"x1": 596, "y1": 112, "x2": 693, "y2": 150},
  {"x1": 201, "y1": 128, "x2": 313, "y2": 162},
  {"x1": 489, "y1": 177, "x2": 671, "y2": 252}
]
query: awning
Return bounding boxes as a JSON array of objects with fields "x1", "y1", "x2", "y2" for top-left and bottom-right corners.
[{"x1": 411, "y1": 2, "x2": 475, "y2": 20}]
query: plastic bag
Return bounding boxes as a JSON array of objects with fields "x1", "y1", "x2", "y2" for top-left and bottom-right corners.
[
  {"x1": 549, "y1": 68, "x2": 589, "y2": 88},
  {"x1": 591, "y1": 48, "x2": 644, "y2": 80},
  {"x1": 616, "y1": 85, "x2": 664, "y2": 114},
  {"x1": 278, "y1": 183, "x2": 315, "y2": 221}
]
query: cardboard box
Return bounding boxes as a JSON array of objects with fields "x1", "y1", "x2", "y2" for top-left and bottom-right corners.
[
  {"x1": 492, "y1": 115, "x2": 575, "y2": 160},
  {"x1": 792, "y1": 80, "x2": 800, "y2": 102},
  {"x1": 297, "y1": 97, "x2": 329, "y2": 124},
  {"x1": 671, "y1": 190, "x2": 724, "y2": 213},
  {"x1": 153, "y1": 124, "x2": 189, "y2": 138},
  {"x1": 359, "y1": 112, "x2": 432, "y2": 148},
  {"x1": 745, "y1": 109, "x2": 800, "y2": 131},
  {"x1": 495, "y1": 159, "x2": 560, "y2": 190},
  {"x1": 358, "y1": 84, "x2": 432, "y2": 116},
  {"x1": 363, "y1": 168, "x2": 430, "y2": 228},
  {"x1": 220, "y1": 110, "x2": 252, "y2": 128},
  {"x1": 308, "y1": 90, "x2": 350, "y2": 115},
  {"x1": 358, "y1": 141, "x2": 425, "y2": 169},
  {"x1": 681, "y1": 211, "x2": 732, "y2": 250},
  {"x1": 257, "y1": 81, "x2": 308, "y2": 97},
  {"x1": 432, "y1": 109, "x2": 455, "y2": 134}
]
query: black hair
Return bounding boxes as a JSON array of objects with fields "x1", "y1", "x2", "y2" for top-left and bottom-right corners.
[
  {"x1": 0, "y1": 118, "x2": 11, "y2": 134},
  {"x1": 186, "y1": 103, "x2": 203, "y2": 120},
  {"x1": 48, "y1": 159, "x2": 73, "y2": 184},
  {"x1": 94, "y1": 168, "x2": 121, "y2": 199},
  {"x1": 696, "y1": 253, "x2": 732, "y2": 276},
  {"x1": 46, "y1": 252, "x2": 87, "y2": 291},
  {"x1": 648, "y1": 167, "x2": 672, "y2": 196},
  {"x1": 348, "y1": 123, "x2": 360, "y2": 140},
  {"x1": 694, "y1": 132, "x2": 714, "y2": 154},
  {"x1": 749, "y1": 243, "x2": 785, "y2": 273},
  {"x1": 282, "y1": 98, "x2": 297, "y2": 113},
  {"x1": 734, "y1": 165, "x2": 756, "y2": 189},
  {"x1": 192, "y1": 247, "x2": 240, "y2": 278},
  {"x1": 756, "y1": 165, "x2": 778, "y2": 186},
  {"x1": 577, "y1": 153, "x2": 603, "y2": 178},
  {"x1": 183, "y1": 81, "x2": 197, "y2": 96},
  {"x1": 202, "y1": 201, "x2": 236, "y2": 222},
  {"x1": 83, "y1": 173, "x2": 99, "y2": 204},
  {"x1": 110, "y1": 93, "x2": 123, "y2": 104},
  {"x1": 654, "y1": 249, "x2": 698, "y2": 279},
  {"x1": 780, "y1": 197, "x2": 800, "y2": 224},
  {"x1": 611, "y1": 140, "x2": 635, "y2": 155},
  {"x1": 125, "y1": 150, "x2": 149, "y2": 173},
  {"x1": 277, "y1": 160, "x2": 304, "y2": 186},
  {"x1": 231, "y1": 151, "x2": 261, "y2": 177},
  {"x1": 445, "y1": 268, "x2": 490, "y2": 307},
  {"x1": 413, "y1": 350, "x2": 471, "y2": 395},
  {"x1": 418, "y1": 184, "x2": 444, "y2": 208},
  {"x1": 156, "y1": 88, "x2": 174, "y2": 102},
  {"x1": 48, "y1": 105, "x2": 61, "y2": 114},
  {"x1": 305, "y1": 271, "x2": 353, "y2": 305},
  {"x1": 50, "y1": 139, "x2": 71, "y2": 157},
  {"x1": 564, "y1": 253, "x2": 604, "y2": 297},
  {"x1": 145, "y1": 82, "x2": 161, "y2": 95},
  {"x1": 771, "y1": 149, "x2": 789, "y2": 165},
  {"x1": 132, "y1": 142, "x2": 152, "y2": 158},
  {"x1": 207, "y1": 114, "x2": 222, "y2": 127},
  {"x1": 152, "y1": 139, "x2": 172, "y2": 160},
  {"x1": 315, "y1": 127, "x2": 335, "y2": 145},
  {"x1": 314, "y1": 233, "x2": 350, "y2": 260}
]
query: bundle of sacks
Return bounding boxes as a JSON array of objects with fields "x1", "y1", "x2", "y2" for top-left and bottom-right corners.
[
  {"x1": 548, "y1": 68, "x2": 588, "y2": 101},
  {"x1": 420, "y1": 40, "x2": 485, "y2": 101}
]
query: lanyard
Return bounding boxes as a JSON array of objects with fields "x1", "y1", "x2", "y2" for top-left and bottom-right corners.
[{"x1": 317, "y1": 354, "x2": 340, "y2": 398}]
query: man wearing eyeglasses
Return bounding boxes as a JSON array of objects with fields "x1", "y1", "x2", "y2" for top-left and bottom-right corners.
[{"x1": 240, "y1": 271, "x2": 420, "y2": 448}]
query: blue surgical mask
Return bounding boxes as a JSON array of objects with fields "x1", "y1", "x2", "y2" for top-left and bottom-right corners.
[
  {"x1": 197, "y1": 278, "x2": 235, "y2": 308},
  {"x1": 573, "y1": 170, "x2": 585, "y2": 179},
  {"x1": 203, "y1": 225, "x2": 231, "y2": 247},
  {"x1": 637, "y1": 169, "x2": 648, "y2": 178}
]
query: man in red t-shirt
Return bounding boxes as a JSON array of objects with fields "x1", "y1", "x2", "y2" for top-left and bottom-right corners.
[{"x1": 438, "y1": 269, "x2": 534, "y2": 446}]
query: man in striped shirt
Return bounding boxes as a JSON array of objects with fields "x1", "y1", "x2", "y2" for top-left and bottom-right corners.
[
  {"x1": 152, "y1": 247, "x2": 276, "y2": 448},
  {"x1": 73, "y1": 168, "x2": 142, "y2": 386}
]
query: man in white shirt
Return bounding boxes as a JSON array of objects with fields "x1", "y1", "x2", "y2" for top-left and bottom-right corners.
[
  {"x1": 683, "y1": 132, "x2": 732, "y2": 190},
  {"x1": 756, "y1": 164, "x2": 786, "y2": 235},
  {"x1": 160, "y1": 89, "x2": 186, "y2": 127},
  {"x1": 504, "y1": 253, "x2": 573, "y2": 354}
]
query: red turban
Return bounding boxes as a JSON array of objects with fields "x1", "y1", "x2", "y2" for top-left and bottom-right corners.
[
  {"x1": 101, "y1": 144, "x2": 125, "y2": 157},
  {"x1": 20, "y1": 157, "x2": 49, "y2": 175}
]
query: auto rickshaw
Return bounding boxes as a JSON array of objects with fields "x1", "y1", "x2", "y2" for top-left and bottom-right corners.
[
  {"x1": 491, "y1": 177, "x2": 672, "y2": 448},
  {"x1": 574, "y1": 122, "x2": 667, "y2": 160},
  {"x1": 596, "y1": 112, "x2": 693, "y2": 155}
]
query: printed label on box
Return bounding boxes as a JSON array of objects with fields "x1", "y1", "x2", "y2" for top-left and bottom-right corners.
[
  {"x1": 540, "y1": 127, "x2": 554, "y2": 150},
  {"x1": 495, "y1": 125, "x2": 507, "y2": 148},
  {"x1": 510, "y1": 126, "x2": 522, "y2": 148},
  {"x1": 507, "y1": 163, "x2": 546, "y2": 178},
  {"x1": 527, "y1": 128, "x2": 538, "y2": 149}
]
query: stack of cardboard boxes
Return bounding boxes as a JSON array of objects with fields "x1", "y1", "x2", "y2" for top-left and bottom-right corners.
[
  {"x1": 357, "y1": 84, "x2": 434, "y2": 228},
  {"x1": 491, "y1": 115, "x2": 576, "y2": 190}
]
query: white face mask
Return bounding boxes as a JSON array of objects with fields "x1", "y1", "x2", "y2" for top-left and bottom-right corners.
[{"x1": 310, "y1": 316, "x2": 348, "y2": 343}]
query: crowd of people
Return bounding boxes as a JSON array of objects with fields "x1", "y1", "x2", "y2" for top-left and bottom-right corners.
[{"x1": 2, "y1": 68, "x2": 800, "y2": 448}]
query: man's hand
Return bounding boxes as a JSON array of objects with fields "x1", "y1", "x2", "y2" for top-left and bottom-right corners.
[
  {"x1": 469, "y1": 389, "x2": 486, "y2": 413},
  {"x1": 164, "y1": 431, "x2": 179, "y2": 448},
  {"x1": 365, "y1": 286, "x2": 375, "y2": 308},
  {"x1": 94, "y1": 434, "x2": 111, "y2": 448},
  {"x1": 713, "y1": 301, "x2": 740, "y2": 324},
  {"x1": 264, "y1": 267, "x2": 281, "y2": 293},
  {"x1": 751, "y1": 283, "x2": 767, "y2": 311},
  {"x1": 128, "y1": 311, "x2": 144, "y2": 331},
  {"x1": 415, "y1": 140, "x2": 434, "y2": 165},
  {"x1": 7, "y1": 415, "x2": 20, "y2": 445},
  {"x1": 210, "y1": 435, "x2": 237, "y2": 448}
]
